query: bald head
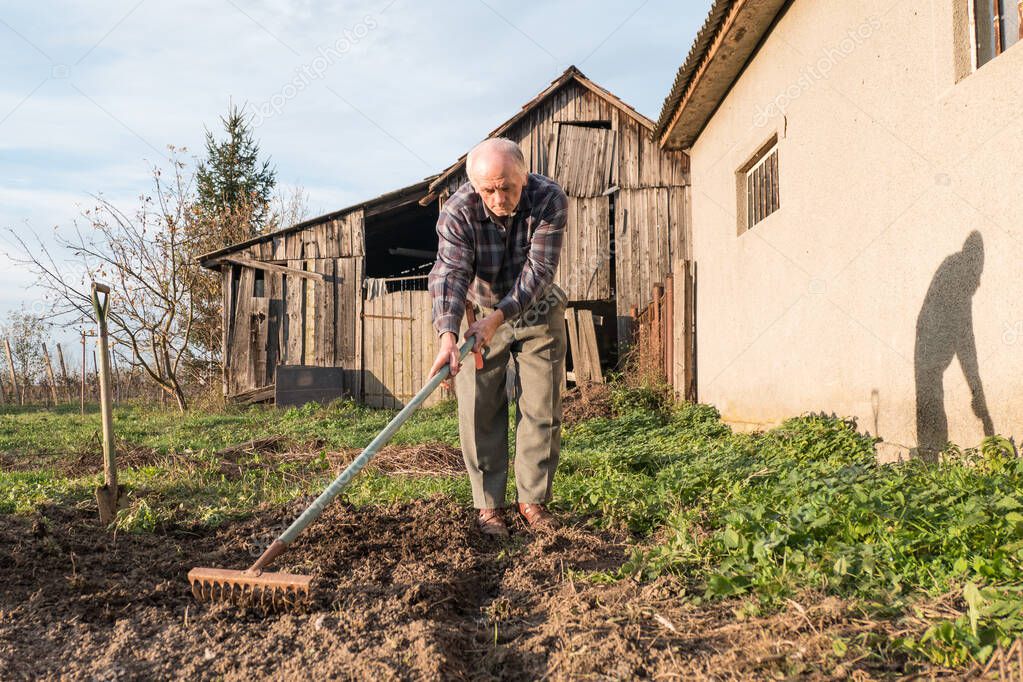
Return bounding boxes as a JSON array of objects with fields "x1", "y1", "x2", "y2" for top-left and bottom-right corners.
[
  {"x1": 467, "y1": 138, "x2": 527, "y2": 182},
  {"x1": 466, "y1": 138, "x2": 528, "y2": 218}
]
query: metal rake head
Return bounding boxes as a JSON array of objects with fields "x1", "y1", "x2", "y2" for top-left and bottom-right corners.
[{"x1": 188, "y1": 567, "x2": 312, "y2": 609}]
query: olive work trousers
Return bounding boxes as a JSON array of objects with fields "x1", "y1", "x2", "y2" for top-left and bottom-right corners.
[{"x1": 455, "y1": 290, "x2": 567, "y2": 509}]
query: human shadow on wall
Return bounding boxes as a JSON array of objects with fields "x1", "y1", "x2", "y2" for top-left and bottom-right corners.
[{"x1": 914, "y1": 231, "x2": 994, "y2": 461}]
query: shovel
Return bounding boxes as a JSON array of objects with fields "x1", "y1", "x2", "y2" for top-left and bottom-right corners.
[{"x1": 91, "y1": 282, "x2": 126, "y2": 524}]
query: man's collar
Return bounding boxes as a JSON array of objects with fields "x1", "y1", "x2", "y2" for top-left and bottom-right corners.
[{"x1": 475, "y1": 173, "x2": 534, "y2": 222}]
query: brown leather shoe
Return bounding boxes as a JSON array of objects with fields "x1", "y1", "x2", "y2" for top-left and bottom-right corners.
[
  {"x1": 477, "y1": 508, "x2": 509, "y2": 537},
  {"x1": 517, "y1": 503, "x2": 559, "y2": 530}
]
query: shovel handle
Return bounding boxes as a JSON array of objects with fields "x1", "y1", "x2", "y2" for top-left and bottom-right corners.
[
  {"x1": 274, "y1": 335, "x2": 478, "y2": 546},
  {"x1": 90, "y1": 281, "x2": 117, "y2": 496},
  {"x1": 90, "y1": 282, "x2": 110, "y2": 327}
]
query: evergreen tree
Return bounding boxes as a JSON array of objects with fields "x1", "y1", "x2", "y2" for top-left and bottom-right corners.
[
  {"x1": 195, "y1": 104, "x2": 276, "y2": 243},
  {"x1": 187, "y1": 104, "x2": 276, "y2": 381}
]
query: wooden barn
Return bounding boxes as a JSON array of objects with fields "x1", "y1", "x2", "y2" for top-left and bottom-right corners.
[
  {"x1": 422, "y1": 66, "x2": 692, "y2": 351},
  {"x1": 197, "y1": 178, "x2": 445, "y2": 408},
  {"x1": 200, "y1": 66, "x2": 692, "y2": 408}
]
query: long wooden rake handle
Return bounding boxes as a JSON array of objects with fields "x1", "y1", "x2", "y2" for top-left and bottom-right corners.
[{"x1": 246, "y1": 334, "x2": 479, "y2": 575}]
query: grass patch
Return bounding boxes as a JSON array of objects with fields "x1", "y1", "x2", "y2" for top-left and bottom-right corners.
[{"x1": 561, "y1": 401, "x2": 1023, "y2": 668}]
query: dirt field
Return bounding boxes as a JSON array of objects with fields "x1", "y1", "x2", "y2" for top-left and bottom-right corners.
[{"x1": 1, "y1": 496, "x2": 912, "y2": 680}]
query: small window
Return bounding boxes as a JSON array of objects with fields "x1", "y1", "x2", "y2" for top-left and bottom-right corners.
[
  {"x1": 253, "y1": 269, "x2": 266, "y2": 297},
  {"x1": 737, "y1": 137, "x2": 780, "y2": 234},
  {"x1": 975, "y1": 0, "x2": 1022, "y2": 68}
]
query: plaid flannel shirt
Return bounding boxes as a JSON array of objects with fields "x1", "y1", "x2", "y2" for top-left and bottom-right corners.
[{"x1": 429, "y1": 172, "x2": 568, "y2": 337}]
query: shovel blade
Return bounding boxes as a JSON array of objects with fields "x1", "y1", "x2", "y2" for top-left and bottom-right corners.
[{"x1": 95, "y1": 484, "x2": 127, "y2": 525}]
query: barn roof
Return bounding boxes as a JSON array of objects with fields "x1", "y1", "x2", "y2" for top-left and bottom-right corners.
[
  {"x1": 654, "y1": 0, "x2": 789, "y2": 150},
  {"x1": 197, "y1": 175, "x2": 437, "y2": 268},
  {"x1": 420, "y1": 65, "x2": 658, "y2": 204}
]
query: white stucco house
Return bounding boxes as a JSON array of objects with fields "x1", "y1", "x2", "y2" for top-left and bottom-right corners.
[{"x1": 656, "y1": 0, "x2": 1022, "y2": 459}]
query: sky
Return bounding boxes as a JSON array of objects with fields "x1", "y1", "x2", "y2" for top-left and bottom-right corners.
[{"x1": 0, "y1": 0, "x2": 709, "y2": 359}]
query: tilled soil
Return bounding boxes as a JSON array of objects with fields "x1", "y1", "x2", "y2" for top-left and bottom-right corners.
[{"x1": 0, "y1": 497, "x2": 907, "y2": 680}]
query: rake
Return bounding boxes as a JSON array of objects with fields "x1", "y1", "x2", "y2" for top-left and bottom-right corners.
[{"x1": 189, "y1": 335, "x2": 481, "y2": 607}]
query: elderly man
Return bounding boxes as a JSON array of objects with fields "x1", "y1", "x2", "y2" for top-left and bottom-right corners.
[{"x1": 428, "y1": 137, "x2": 568, "y2": 537}]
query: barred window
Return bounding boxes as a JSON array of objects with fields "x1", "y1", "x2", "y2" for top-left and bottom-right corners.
[
  {"x1": 738, "y1": 137, "x2": 780, "y2": 234},
  {"x1": 975, "y1": 0, "x2": 1022, "y2": 68}
]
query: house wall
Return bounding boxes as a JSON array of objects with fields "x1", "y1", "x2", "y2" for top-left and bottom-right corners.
[{"x1": 687, "y1": 0, "x2": 1023, "y2": 457}]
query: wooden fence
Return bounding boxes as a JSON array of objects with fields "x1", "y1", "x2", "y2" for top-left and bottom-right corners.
[
  {"x1": 629, "y1": 259, "x2": 697, "y2": 401},
  {"x1": 0, "y1": 334, "x2": 192, "y2": 410}
]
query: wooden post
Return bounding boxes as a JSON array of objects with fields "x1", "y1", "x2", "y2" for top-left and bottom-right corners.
[
  {"x1": 564, "y1": 308, "x2": 584, "y2": 383},
  {"x1": 560, "y1": 314, "x2": 568, "y2": 394},
  {"x1": 652, "y1": 284, "x2": 664, "y2": 380},
  {"x1": 221, "y1": 264, "x2": 231, "y2": 398},
  {"x1": 3, "y1": 338, "x2": 20, "y2": 405},
  {"x1": 56, "y1": 343, "x2": 71, "y2": 402},
  {"x1": 683, "y1": 260, "x2": 697, "y2": 402},
  {"x1": 92, "y1": 350, "x2": 98, "y2": 401},
  {"x1": 41, "y1": 343, "x2": 58, "y2": 405},
  {"x1": 664, "y1": 273, "x2": 674, "y2": 395},
  {"x1": 576, "y1": 309, "x2": 604, "y2": 384}
]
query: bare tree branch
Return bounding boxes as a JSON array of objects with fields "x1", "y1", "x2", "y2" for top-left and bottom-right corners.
[{"x1": 3, "y1": 148, "x2": 203, "y2": 411}]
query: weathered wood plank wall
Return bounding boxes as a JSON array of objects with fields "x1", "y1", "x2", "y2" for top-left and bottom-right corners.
[
  {"x1": 361, "y1": 284, "x2": 448, "y2": 409},
  {"x1": 221, "y1": 208, "x2": 366, "y2": 397},
  {"x1": 558, "y1": 196, "x2": 611, "y2": 300}
]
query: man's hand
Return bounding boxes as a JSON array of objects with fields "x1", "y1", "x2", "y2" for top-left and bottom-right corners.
[
  {"x1": 465, "y1": 309, "x2": 505, "y2": 354},
  {"x1": 428, "y1": 332, "x2": 461, "y2": 390}
]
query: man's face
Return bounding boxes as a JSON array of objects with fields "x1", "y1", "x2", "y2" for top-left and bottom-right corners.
[{"x1": 471, "y1": 157, "x2": 526, "y2": 218}]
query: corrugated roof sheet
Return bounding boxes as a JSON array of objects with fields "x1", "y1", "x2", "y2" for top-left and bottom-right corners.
[{"x1": 653, "y1": 0, "x2": 736, "y2": 141}]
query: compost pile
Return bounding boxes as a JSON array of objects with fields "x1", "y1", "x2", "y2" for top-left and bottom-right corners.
[{"x1": 1, "y1": 498, "x2": 905, "y2": 680}]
